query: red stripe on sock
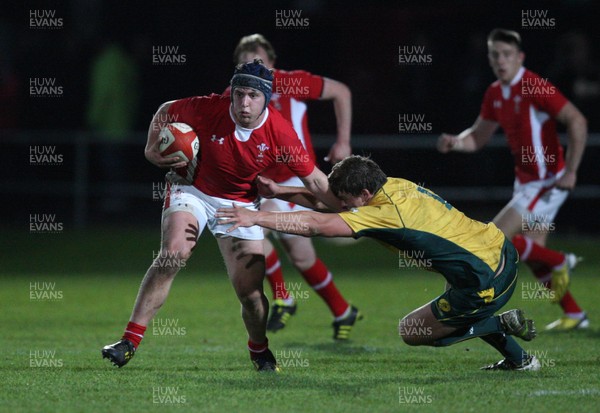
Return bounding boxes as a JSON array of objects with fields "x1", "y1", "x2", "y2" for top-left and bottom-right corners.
[{"x1": 302, "y1": 259, "x2": 349, "y2": 317}]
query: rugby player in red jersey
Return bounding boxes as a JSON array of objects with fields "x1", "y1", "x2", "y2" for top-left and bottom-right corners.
[
  {"x1": 102, "y1": 59, "x2": 340, "y2": 371},
  {"x1": 437, "y1": 28, "x2": 588, "y2": 331},
  {"x1": 229, "y1": 34, "x2": 359, "y2": 339}
]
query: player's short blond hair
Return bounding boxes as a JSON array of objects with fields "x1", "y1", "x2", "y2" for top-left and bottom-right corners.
[{"x1": 233, "y1": 34, "x2": 277, "y2": 64}]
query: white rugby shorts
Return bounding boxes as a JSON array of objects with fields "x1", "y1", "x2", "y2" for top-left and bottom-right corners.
[
  {"x1": 162, "y1": 183, "x2": 263, "y2": 240},
  {"x1": 507, "y1": 171, "x2": 569, "y2": 224}
]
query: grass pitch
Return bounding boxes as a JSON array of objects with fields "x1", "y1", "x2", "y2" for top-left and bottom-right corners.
[{"x1": 1, "y1": 229, "x2": 599, "y2": 412}]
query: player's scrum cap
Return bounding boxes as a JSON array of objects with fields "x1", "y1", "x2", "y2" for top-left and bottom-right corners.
[{"x1": 230, "y1": 59, "x2": 273, "y2": 111}]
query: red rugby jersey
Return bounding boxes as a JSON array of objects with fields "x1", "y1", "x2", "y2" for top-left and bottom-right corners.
[
  {"x1": 167, "y1": 94, "x2": 315, "y2": 202},
  {"x1": 480, "y1": 67, "x2": 567, "y2": 183},
  {"x1": 224, "y1": 68, "x2": 324, "y2": 183}
]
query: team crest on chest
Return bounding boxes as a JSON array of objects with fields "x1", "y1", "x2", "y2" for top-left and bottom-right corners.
[
  {"x1": 256, "y1": 143, "x2": 270, "y2": 162},
  {"x1": 493, "y1": 100, "x2": 502, "y2": 109},
  {"x1": 513, "y1": 95, "x2": 521, "y2": 114}
]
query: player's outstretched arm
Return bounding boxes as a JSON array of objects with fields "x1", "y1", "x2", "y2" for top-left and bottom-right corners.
[
  {"x1": 298, "y1": 167, "x2": 343, "y2": 212},
  {"x1": 437, "y1": 117, "x2": 498, "y2": 153},
  {"x1": 256, "y1": 176, "x2": 330, "y2": 211},
  {"x1": 555, "y1": 102, "x2": 588, "y2": 190},
  {"x1": 216, "y1": 205, "x2": 353, "y2": 237},
  {"x1": 321, "y1": 78, "x2": 352, "y2": 164},
  {"x1": 144, "y1": 101, "x2": 188, "y2": 169}
]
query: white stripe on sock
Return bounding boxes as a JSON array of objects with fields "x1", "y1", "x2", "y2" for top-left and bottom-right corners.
[
  {"x1": 311, "y1": 272, "x2": 332, "y2": 291},
  {"x1": 334, "y1": 306, "x2": 351, "y2": 321},
  {"x1": 266, "y1": 260, "x2": 281, "y2": 275}
]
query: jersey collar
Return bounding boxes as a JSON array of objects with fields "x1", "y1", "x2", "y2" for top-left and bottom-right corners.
[
  {"x1": 509, "y1": 66, "x2": 526, "y2": 86},
  {"x1": 229, "y1": 106, "x2": 270, "y2": 142}
]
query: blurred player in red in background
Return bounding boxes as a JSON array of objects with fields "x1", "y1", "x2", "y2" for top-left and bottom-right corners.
[
  {"x1": 437, "y1": 28, "x2": 588, "y2": 331},
  {"x1": 102, "y1": 59, "x2": 341, "y2": 372},
  {"x1": 229, "y1": 34, "x2": 359, "y2": 339}
]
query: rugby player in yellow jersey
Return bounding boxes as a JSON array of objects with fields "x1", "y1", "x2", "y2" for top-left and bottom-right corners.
[{"x1": 217, "y1": 155, "x2": 540, "y2": 370}]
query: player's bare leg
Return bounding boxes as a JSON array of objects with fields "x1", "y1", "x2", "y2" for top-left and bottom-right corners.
[
  {"x1": 280, "y1": 235, "x2": 316, "y2": 271},
  {"x1": 218, "y1": 236, "x2": 268, "y2": 343},
  {"x1": 130, "y1": 211, "x2": 198, "y2": 325},
  {"x1": 398, "y1": 302, "x2": 458, "y2": 346},
  {"x1": 218, "y1": 237, "x2": 277, "y2": 371},
  {"x1": 102, "y1": 211, "x2": 199, "y2": 367},
  {"x1": 492, "y1": 204, "x2": 523, "y2": 239},
  {"x1": 399, "y1": 301, "x2": 538, "y2": 370}
]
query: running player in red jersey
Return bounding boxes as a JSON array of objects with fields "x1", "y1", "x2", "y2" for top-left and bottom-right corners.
[
  {"x1": 437, "y1": 28, "x2": 588, "y2": 331},
  {"x1": 101, "y1": 59, "x2": 341, "y2": 372},
  {"x1": 230, "y1": 34, "x2": 359, "y2": 339}
]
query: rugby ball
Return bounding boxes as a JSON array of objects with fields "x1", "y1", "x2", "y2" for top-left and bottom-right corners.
[{"x1": 158, "y1": 123, "x2": 199, "y2": 163}]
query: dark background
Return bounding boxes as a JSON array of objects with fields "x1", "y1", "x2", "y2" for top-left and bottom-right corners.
[{"x1": 2, "y1": 0, "x2": 599, "y2": 231}]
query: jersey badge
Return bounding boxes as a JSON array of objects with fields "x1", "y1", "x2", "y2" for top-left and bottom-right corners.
[
  {"x1": 256, "y1": 143, "x2": 270, "y2": 162},
  {"x1": 513, "y1": 95, "x2": 521, "y2": 114}
]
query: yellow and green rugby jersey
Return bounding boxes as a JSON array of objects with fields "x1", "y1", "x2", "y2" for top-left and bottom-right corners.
[{"x1": 338, "y1": 178, "x2": 507, "y2": 289}]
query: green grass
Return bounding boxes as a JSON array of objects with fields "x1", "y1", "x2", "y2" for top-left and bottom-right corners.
[{"x1": 1, "y1": 229, "x2": 599, "y2": 412}]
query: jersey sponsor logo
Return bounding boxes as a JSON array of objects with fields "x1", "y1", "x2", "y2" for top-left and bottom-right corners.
[
  {"x1": 493, "y1": 99, "x2": 502, "y2": 109},
  {"x1": 211, "y1": 135, "x2": 225, "y2": 144}
]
